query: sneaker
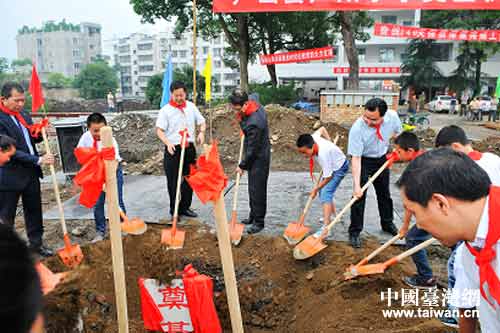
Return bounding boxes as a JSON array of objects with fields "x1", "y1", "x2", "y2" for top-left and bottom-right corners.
[
  {"x1": 313, "y1": 224, "x2": 329, "y2": 239},
  {"x1": 30, "y1": 244, "x2": 54, "y2": 258},
  {"x1": 349, "y1": 234, "x2": 361, "y2": 248},
  {"x1": 382, "y1": 223, "x2": 399, "y2": 236},
  {"x1": 439, "y1": 315, "x2": 459, "y2": 329},
  {"x1": 91, "y1": 233, "x2": 105, "y2": 243},
  {"x1": 246, "y1": 224, "x2": 264, "y2": 234},
  {"x1": 403, "y1": 275, "x2": 437, "y2": 289}
]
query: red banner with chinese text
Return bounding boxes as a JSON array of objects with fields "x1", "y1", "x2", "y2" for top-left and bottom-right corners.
[
  {"x1": 213, "y1": 0, "x2": 500, "y2": 13},
  {"x1": 333, "y1": 67, "x2": 401, "y2": 75},
  {"x1": 259, "y1": 46, "x2": 334, "y2": 65},
  {"x1": 374, "y1": 23, "x2": 500, "y2": 43}
]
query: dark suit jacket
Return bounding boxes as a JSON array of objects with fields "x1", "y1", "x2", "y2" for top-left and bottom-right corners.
[{"x1": 0, "y1": 111, "x2": 43, "y2": 191}]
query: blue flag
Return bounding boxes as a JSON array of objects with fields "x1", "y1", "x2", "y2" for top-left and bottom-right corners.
[{"x1": 160, "y1": 55, "x2": 173, "y2": 108}]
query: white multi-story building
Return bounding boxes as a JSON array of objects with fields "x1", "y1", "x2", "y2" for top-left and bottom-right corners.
[
  {"x1": 108, "y1": 29, "x2": 240, "y2": 99},
  {"x1": 16, "y1": 21, "x2": 102, "y2": 79},
  {"x1": 270, "y1": 10, "x2": 500, "y2": 100}
]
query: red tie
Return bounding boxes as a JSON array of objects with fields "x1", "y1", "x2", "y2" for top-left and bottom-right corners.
[
  {"x1": 465, "y1": 186, "x2": 500, "y2": 308},
  {"x1": 468, "y1": 150, "x2": 483, "y2": 161},
  {"x1": 309, "y1": 144, "x2": 319, "y2": 181}
]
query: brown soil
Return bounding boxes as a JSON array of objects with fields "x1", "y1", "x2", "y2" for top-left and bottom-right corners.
[
  {"x1": 473, "y1": 135, "x2": 500, "y2": 156},
  {"x1": 43, "y1": 222, "x2": 447, "y2": 333}
]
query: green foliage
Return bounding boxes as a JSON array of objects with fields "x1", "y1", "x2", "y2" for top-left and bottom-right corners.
[
  {"x1": 46, "y1": 73, "x2": 73, "y2": 89},
  {"x1": 0, "y1": 58, "x2": 8, "y2": 74},
  {"x1": 145, "y1": 74, "x2": 163, "y2": 108},
  {"x1": 18, "y1": 19, "x2": 82, "y2": 35},
  {"x1": 73, "y1": 62, "x2": 118, "y2": 99},
  {"x1": 249, "y1": 82, "x2": 298, "y2": 105},
  {"x1": 10, "y1": 58, "x2": 32, "y2": 68}
]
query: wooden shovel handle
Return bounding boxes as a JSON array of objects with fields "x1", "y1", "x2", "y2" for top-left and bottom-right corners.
[
  {"x1": 326, "y1": 158, "x2": 393, "y2": 233},
  {"x1": 357, "y1": 234, "x2": 402, "y2": 266},
  {"x1": 382, "y1": 237, "x2": 436, "y2": 269},
  {"x1": 173, "y1": 129, "x2": 188, "y2": 218},
  {"x1": 41, "y1": 128, "x2": 68, "y2": 235},
  {"x1": 232, "y1": 134, "x2": 245, "y2": 212}
]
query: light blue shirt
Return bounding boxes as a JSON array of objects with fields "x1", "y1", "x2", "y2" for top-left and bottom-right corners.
[
  {"x1": 347, "y1": 110, "x2": 402, "y2": 158},
  {"x1": 10, "y1": 115, "x2": 35, "y2": 155}
]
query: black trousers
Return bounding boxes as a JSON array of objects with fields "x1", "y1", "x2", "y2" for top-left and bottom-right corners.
[
  {"x1": 0, "y1": 175, "x2": 44, "y2": 247},
  {"x1": 163, "y1": 143, "x2": 196, "y2": 215},
  {"x1": 349, "y1": 155, "x2": 394, "y2": 236},
  {"x1": 247, "y1": 156, "x2": 270, "y2": 226}
]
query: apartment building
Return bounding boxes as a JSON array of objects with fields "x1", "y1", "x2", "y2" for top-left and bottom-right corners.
[
  {"x1": 109, "y1": 29, "x2": 240, "y2": 99},
  {"x1": 16, "y1": 21, "x2": 102, "y2": 79}
]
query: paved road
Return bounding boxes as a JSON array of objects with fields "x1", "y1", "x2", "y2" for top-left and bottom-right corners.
[{"x1": 427, "y1": 112, "x2": 499, "y2": 141}]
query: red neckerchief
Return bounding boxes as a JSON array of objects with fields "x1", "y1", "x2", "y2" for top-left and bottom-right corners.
[
  {"x1": 364, "y1": 117, "x2": 384, "y2": 141},
  {"x1": 465, "y1": 186, "x2": 500, "y2": 308},
  {"x1": 0, "y1": 103, "x2": 48, "y2": 138},
  {"x1": 468, "y1": 150, "x2": 483, "y2": 161},
  {"x1": 169, "y1": 100, "x2": 187, "y2": 112},
  {"x1": 93, "y1": 138, "x2": 98, "y2": 150},
  {"x1": 309, "y1": 143, "x2": 319, "y2": 181},
  {"x1": 236, "y1": 100, "x2": 260, "y2": 123}
]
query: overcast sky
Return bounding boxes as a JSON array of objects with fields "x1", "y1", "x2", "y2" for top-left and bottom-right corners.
[{"x1": 1, "y1": 0, "x2": 169, "y2": 61}]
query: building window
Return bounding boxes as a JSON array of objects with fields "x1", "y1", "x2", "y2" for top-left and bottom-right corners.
[
  {"x1": 138, "y1": 54, "x2": 153, "y2": 62},
  {"x1": 357, "y1": 48, "x2": 366, "y2": 62},
  {"x1": 432, "y1": 44, "x2": 452, "y2": 61},
  {"x1": 73, "y1": 38, "x2": 78, "y2": 45},
  {"x1": 74, "y1": 63, "x2": 81, "y2": 73},
  {"x1": 119, "y1": 45, "x2": 130, "y2": 53},
  {"x1": 172, "y1": 51, "x2": 178, "y2": 57},
  {"x1": 214, "y1": 60, "x2": 222, "y2": 68},
  {"x1": 203, "y1": 47, "x2": 209, "y2": 55},
  {"x1": 72, "y1": 49, "x2": 81, "y2": 58},
  {"x1": 119, "y1": 55, "x2": 131, "y2": 63},
  {"x1": 400, "y1": 52, "x2": 409, "y2": 62},
  {"x1": 139, "y1": 65, "x2": 154, "y2": 72},
  {"x1": 379, "y1": 48, "x2": 395, "y2": 63},
  {"x1": 180, "y1": 50, "x2": 187, "y2": 58},
  {"x1": 214, "y1": 48, "x2": 222, "y2": 57},
  {"x1": 37, "y1": 38, "x2": 43, "y2": 47},
  {"x1": 402, "y1": 20, "x2": 413, "y2": 26},
  {"x1": 138, "y1": 43, "x2": 153, "y2": 51},
  {"x1": 89, "y1": 44, "x2": 95, "y2": 50},
  {"x1": 381, "y1": 16, "x2": 398, "y2": 24}
]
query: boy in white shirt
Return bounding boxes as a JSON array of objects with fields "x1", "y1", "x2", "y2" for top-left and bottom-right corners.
[
  {"x1": 77, "y1": 113, "x2": 126, "y2": 242},
  {"x1": 296, "y1": 126, "x2": 349, "y2": 238}
]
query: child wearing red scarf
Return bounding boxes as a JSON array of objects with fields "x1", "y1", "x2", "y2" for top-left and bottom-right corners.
[{"x1": 397, "y1": 148, "x2": 500, "y2": 332}]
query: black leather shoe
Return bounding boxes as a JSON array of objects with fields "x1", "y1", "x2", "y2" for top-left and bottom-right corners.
[
  {"x1": 349, "y1": 234, "x2": 361, "y2": 248},
  {"x1": 247, "y1": 224, "x2": 264, "y2": 234},
  {"x1": 180, "y1": 208, "x2": 198, "y2": 218},
  {"x1": 31, "y1": 244, "x2": 54, "y2": 258},
  {"x1": 241, "y1": 218, "x2": 254, "y2": 225},
  {"x1": 382, "y1": 223, "x2": 399, "y2": 236}
]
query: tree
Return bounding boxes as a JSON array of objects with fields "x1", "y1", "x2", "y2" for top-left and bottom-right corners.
[
  {"x1": 0, "y1": 58, "x2": 9, "y2": 74},
  {"x1": 11, "y1": 58, "x2": 32, "y2": 68},
  {"x1": 46, "y1": 72, "x2": 73, "y2": 88},
  {"x1": 401, "y1": 39, "x2": 444, "y2": 99},
  {"x1": 145, "y1": 74, "x2": 163, "y2": 107},
  {"x1": 73, "y1": 62, "x2": 118, "y2": 99}
]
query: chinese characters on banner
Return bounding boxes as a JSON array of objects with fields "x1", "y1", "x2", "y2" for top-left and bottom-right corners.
[
  {"x1": 381, "y1": 287, "x2": 480, "y2": 308},
  {"x1": 374, "y1": 23, "x2": 500, "y2": 43},
  {"x1": 259, "y1": 46, "x2": 334, "y2": 65},
  {"x1": 213, "y1": 0, "x2": 500, "y2": 13},
  {"x1": 333, "y1": 67, "x2": 401, "y2": 75}
]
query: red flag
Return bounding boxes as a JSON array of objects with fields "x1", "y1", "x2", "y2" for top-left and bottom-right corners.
[{"x1": 29, "y1": 64, "x2": 45, "y2": 113}]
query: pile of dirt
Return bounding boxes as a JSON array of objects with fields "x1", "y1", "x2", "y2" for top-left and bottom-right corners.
[
  {"x1": 414, "y1": 128, "x2": 437, "y2": 149},
  {"x1": 473, "y1": 135, "x2": 500, "y2": 156},
  {"x1": 46, "y1": 98, "x2": 152, "y2": 114},
  {"x1": 111, "y1": 106, "x2": 349, "y2": 175},
  {"x1": 43, "y1": 223, "x2": 445, "y2": 333}
]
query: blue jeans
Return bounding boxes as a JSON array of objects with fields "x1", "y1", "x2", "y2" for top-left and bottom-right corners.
[
  {"x1": 319, "y1": 159, "x2": 349, "y2": 204},
  {"x1": 94, "y1": 165, "x2": 126, "y2": 235},
  {"x1": 406, "y1": 225, "x2": 433, "y2": 280}
]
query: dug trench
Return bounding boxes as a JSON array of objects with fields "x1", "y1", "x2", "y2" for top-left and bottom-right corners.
[{"x1": 43, "y1": 222, "x2": 446, "y2": 333}]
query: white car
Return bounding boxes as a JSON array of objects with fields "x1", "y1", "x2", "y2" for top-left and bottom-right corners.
[{"x1": 428, "y1": 95, "x2": 452, "y2": 113}]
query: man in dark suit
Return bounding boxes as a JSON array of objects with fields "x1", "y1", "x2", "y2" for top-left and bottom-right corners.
[{"x1": 0, "y1": 82, "x2": 54, "y2": 257}]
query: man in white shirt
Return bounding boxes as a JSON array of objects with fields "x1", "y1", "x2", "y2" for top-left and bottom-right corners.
[
  {"x1": 347, "y1": 97, "x2": 403, "y2": 248},
  {"x1": 76, "y1": 113, "x2": 126, "y2": 242},
  {"x1": 156, "y1": 81, "x2": 206, "y2": 219},
  {"x1": 296, "y1": 127, "x2": 349, "y2": 238},
  {"x1": 397, "y1": 149, "x2": 500, "y2": 333}
]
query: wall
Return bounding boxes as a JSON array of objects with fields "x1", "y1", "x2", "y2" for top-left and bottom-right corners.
[{"x1": 45, "y1": 88, "x2": 80, "y2": 102}]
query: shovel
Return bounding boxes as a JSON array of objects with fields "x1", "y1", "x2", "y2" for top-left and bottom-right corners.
[
  {"x1": 161, "y1": 128, "x2": 188, "y2": 249},
  {"x1": 119, "y1": 211, "x2": 147, "y2": 235},
  {"x1": 229, "y1": 132, "x2": 245, "y2": 246},
  {"x1": 284, "y1": 135, "x2": 339, "y2": 245},
  {"x1": 41, "y1": 128, "x2": 83, "y2": 268},
  {"x1": 294, "y1": 156, "x2": 394, "y2": 260},
  {"x1": 344, "y1": 237, "x2": 436, "y2": 280}
]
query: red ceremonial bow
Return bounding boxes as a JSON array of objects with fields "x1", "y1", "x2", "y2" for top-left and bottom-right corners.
[
  {"x1": 465, "y1": 186, "x2": 500, "y2": 308},
  {"x1": 179, "y1": 128, "x2": 190, "y2": 148},
  {"x1": 169, "y1": 100, "x2": 187, "y2": 112},
  {"x1": 236, "y1": 100, "x2": 259, "y2": 123},
  {"x1": 0, "y1": 103, "x2": 49, "y2": 138},
  {"x1": 309, "y1": 143, "x2": 319, "y2": 181},
  {"x1": 468, "y1": 150, "x2": 483, "y2": 161},
  {"x1": 73, "y1": 147, "x2": 116, "y2": 208}
]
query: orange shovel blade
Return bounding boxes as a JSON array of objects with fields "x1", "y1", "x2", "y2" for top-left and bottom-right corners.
[
  {"x1": 283, "y1": 222, "x2": 310, "y2": 245},
  {"x1": 344, "y1": 263, "x2": 388, "y2": 280},
  {"x1": 229, "y1": 214, "x2": 244, "y2": 246},
  {"x1": 161, "y1": 228, "x2": 185, "y2": 249},
  {"x1": 121, "y1": 217, "x2": 147, "y2": 235},
  {"x1": 35, "y1": 263, "x2": 67, "y2": 295},
  {"x1": 58, "y1": 234, "x2": 83, "y2": 269},
  {"x1": 293, "y1": 235, "x2": 328, "y2": 260}
]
